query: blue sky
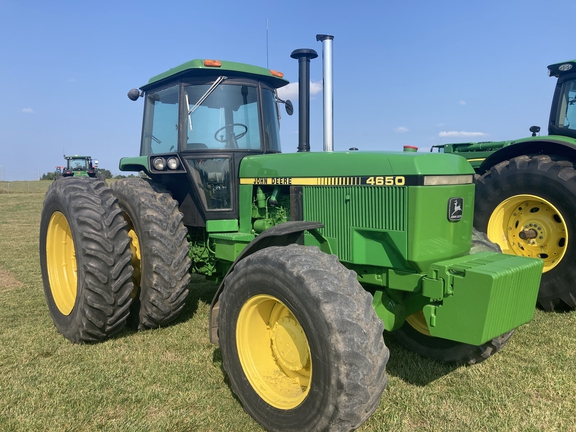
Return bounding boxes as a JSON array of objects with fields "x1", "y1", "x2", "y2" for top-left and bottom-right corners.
[{"x1": 1, "y1": 0, "x2": 574, "y2": 180}]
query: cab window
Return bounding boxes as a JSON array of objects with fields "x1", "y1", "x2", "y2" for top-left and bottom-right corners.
[{"x1": 141, "y1": 85, "x2": 179, "y2": 155}]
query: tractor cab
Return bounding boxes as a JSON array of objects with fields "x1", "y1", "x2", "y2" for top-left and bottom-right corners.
[
  {"x1": 123, "y1": 59, "x2": 291, "y2": 226},
  {"x1": 548, "y1": 59, "x2": 576, "y2": 140},
  {"x1": 63, "y1": 155, "x2": 97, "y2": 177}
]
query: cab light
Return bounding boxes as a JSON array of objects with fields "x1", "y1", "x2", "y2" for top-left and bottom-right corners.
[
  {"x1": 167, "y1": 157, "x2": 180, "y2": 170},
  {"x1": 153, "y1": 157, "x2": 166, "y2": 170},
  {"x1": 270, "y1": 69, "x2": 284, "y2": 78},
  {"x1": 204, "y1": 60, "x2": 222, "y2": 67},
  {"x1": 423, "y1": 175, "x2": 473, "y2": 185}
]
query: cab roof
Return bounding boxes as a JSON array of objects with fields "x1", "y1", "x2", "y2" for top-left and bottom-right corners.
[
  {"x1": 141, "y1": 59, "x2": 289, "y2": 91},
  {"x1": 548, "y1": 59, "x2": 576, "y2": 77}
]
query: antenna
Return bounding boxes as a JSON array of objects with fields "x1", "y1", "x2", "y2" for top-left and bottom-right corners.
[{"x1": 266, "y1": 19, "x2": 269, "y2": 68}]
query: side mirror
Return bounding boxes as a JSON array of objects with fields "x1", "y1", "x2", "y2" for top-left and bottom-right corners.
[
  {"x1": 285, "y1": 99, "x2": 294, "y2": 116},
  {"x1": 276, "y1": 97, "x2": 294, "y2": 116},
  {"x1": 127, "y1": 88, "x2": 142, "y2": 101}
]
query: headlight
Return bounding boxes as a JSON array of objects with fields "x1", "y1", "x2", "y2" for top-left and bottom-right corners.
[
  {"x1": 167, "y1": 157, "x2": 180, "y2": 170},
  {"x1": 153, "y1": 157, "x2": 166, "y2": 170},
  {"x1": 423, "y1": 175, "x2": 473, "y2": 185}
]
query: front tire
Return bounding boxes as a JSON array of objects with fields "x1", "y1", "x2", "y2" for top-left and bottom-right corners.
[
  {"x1": 218, "y1": 245, "x2": 388, "y2": 432},
  {"x1": 39, "y1": 178, "x2": 133, "y2": 343},
  {"x1": 475, "y1": 155, "x2": 576, "y2": 310},
  {"x1": 111, "y1": 178, "x2": 191, "y2": 330}
]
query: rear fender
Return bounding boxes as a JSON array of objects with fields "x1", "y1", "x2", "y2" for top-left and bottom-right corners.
[{"x1": 478, "y1": 138, "x2": 576, "y2": 174}]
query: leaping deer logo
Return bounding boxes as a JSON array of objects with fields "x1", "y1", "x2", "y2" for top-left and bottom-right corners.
[
  {"x1": 451, "y1": 200, "x2": 462, "y2": 217},
  {"x1": 448, "y1": 198, "x2": 463, "y2": 221}
]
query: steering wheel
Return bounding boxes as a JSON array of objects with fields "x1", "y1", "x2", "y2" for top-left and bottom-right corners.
[{"x1": 214, "y1": 123, "x2": 248, "y2": 145}]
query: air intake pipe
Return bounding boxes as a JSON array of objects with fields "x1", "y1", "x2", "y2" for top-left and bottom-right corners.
[{"x1": 290, "y1": 48, "x2": 318, "y2": 152}]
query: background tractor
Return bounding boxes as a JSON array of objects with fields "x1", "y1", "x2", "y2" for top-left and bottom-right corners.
[
  {"x1": 39, "y1": 42, "x2": 543, "y2": 431},
  {"x1": 433, "y1": 59, "x2": 576, "y2": 312},
  {"x1": 61, "y1": 154, "x2": 98, "y2": 177}
]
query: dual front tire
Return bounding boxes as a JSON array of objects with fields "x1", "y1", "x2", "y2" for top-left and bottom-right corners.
[{"x1": 40, "y1": 177, "x2": 190, "y2": 343}]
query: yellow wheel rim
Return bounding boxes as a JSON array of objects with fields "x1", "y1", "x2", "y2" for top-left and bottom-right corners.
[
  {"x1": 487, "y1": 194, "x2": 568, "y2": 272},
  {"x1": 124, "y1": 213, "x2": 142, "y2": 298},
  {"x1": 236, "y1": 295, "x2": 312, "y2": 409},
  {"x1": 46, "y1": 211, "x2": 77, "y2": 315},
  {"x1": 406, "y1": 310, "x2": 431, "y2": 336}
]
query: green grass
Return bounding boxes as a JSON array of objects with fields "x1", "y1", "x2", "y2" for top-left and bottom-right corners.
[
  {"x1": 0, "y1": 188, "x2": 575, "y2": 431},
  {"x1": 0, "y1": 181, "x2": 52, "y2": 194}
]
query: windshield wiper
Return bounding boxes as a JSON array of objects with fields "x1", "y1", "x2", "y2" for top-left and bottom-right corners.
[
  {"x1": 188, "y1": 76, "x2": 228, "y2": 115},
  {"x1": 187, "y1": 76, "x2": 227, "y2": 133}
]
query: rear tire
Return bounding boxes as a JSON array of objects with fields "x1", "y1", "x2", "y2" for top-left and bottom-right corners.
[
  {"x1": 475, "y1": 155, "x2": 576, "y2": 310},
  {"x1": 39, "y1": 178, "x2": 133, "y2": 343},
  {"x1": 392, "y1": 228, "x2": 514, "y2": 364},
  {"x1": 393, "y1": 316, "x2": 514, "y2": 365},
  {"x1": 218, "y1": 245, "x2": 388, "y2": 432},
  {"x1": 111, "y1": 178, "x2": 191, "y2": 330}
]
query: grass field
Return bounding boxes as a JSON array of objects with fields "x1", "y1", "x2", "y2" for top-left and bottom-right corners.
[{"x1": 0, "y1": 183, "x2": 575, "y2": 431}]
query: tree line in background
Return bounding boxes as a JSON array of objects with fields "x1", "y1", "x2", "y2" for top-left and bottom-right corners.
[{"x1": 40, "y1": 169, "x2": 144, "y2": 181}]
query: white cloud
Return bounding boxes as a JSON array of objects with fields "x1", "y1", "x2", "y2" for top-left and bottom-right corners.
[
  {"x1": 438, "y1": 131, "x2": 487, "y2": 138},
  {"x1": 459, "y1": 100, "x2": 466, "y2": 106},
  {"x1": 310, "y1": 81, "x2": 322, "y2": 95},
  {"x1": 22, "y1": 108, "x2": 35, "y2": 114},
  {"x1": 395, "y1": 126, "x2": 409, "y2": 133},
  {"x1": 277, "y1": 80, "x2": 323, "y2": 101}
]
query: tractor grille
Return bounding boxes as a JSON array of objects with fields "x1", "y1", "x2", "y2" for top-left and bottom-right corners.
[{"x1": 302, "y1": 186, "x2": 407, "y2": 261}]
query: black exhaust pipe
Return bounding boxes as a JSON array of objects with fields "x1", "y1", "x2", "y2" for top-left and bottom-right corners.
[{"x1": 290, "y1": 48, "x2": 318, "y2": 152}]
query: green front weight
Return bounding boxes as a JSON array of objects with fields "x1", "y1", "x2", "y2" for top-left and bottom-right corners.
[{"x1": 423, "y1": 252, "x2": 543, "y2": 345}]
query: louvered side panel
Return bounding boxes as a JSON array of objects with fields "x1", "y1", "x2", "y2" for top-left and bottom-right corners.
[{"x1": 302, "y1": 186, "x2": 407, "y2": 262}]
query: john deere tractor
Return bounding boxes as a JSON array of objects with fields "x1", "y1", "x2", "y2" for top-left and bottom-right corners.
[
  {"x1": 39, "y1": 47, "x2": 543, "y2": 431},
  {"x1": 433, "y1": 59, "x2": 576, "y2": 312},
  {"x1": 61, "y1": 154, "x2": 98, "y2": 178}
]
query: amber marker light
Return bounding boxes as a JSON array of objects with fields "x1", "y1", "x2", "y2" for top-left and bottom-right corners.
[
  {"x1": 270, "y1": 69, "x2": 284, "y2": 78},
  {"x1": 203, "y1": 60, "x2": 222, "y2": 67}
]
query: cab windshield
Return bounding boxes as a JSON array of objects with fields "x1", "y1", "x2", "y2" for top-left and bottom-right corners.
[
  {"x1": 184, "y1": 82, "x2": 281, "y2": 151},
  {"x1": 140, "y1": 81, "x2": 282, "y2": 156},
  {"x1": 67, "y1": 158, "x2": 91, "y2": 171}
]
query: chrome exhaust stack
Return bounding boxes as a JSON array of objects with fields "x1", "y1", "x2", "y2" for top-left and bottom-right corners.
[{"x1": 316, "y1": 34, "x2": 334, "y2": 152}]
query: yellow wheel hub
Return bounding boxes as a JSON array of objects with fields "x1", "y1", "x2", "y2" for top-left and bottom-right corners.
[
  {"x1": 46, "y1": 211, "x2": 77, "y2": 315},
  {"x1": 488, "y1": 194, "x2": 568, "y2": 272},
  {"x1": 124, "y1": 214, "x2": 142, "y2": 298},
  {"x1": 236, "y1": 295, "x2": 311, "y2": 409},
  {"x1": 406, "y1": 310, "x2": 431, "y2": 336}
]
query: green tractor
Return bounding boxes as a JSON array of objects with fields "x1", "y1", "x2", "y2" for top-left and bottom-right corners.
[
  {"x1": 61, "y1": 154, "x2": 98, "y2": 177},
  {"x1": 39, "y1": 46, "x2": 543, "y2": 431},
  {"x1": 433, "y1": 59, "x2": 576, "y2": 312}
]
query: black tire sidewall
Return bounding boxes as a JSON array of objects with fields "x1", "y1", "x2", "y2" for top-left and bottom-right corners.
[
  {"x1": 111, "y1": 178, "x2": 190, "y2": 329},
  {"x1": 112, "y1": 181, "x2": 145, "y2": 328},
  {"x1": 40, "y1": 182, "x2": 87, "y2": 339}
]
